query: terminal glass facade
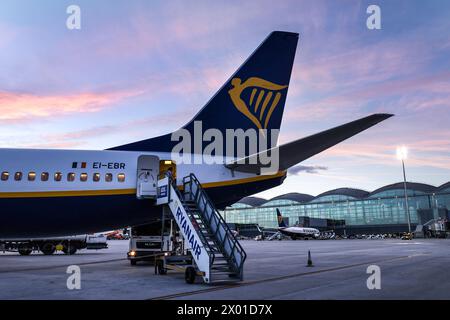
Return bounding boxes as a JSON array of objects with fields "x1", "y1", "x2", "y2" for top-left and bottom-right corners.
[{"x1": 223, "y1": 183, "x2": 450, "y2": 228}]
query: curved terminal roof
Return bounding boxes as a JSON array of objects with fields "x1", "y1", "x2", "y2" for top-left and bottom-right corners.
[
  {"x1": 236, "y1": 196, "x2": 267, "y2": 207},
  {"x1": 235, "y1": 181, "x2": 450, "y2": 207},
  {"x1": 370, "y1": 182, "x2": 436, "y2": 196},
  {"x1": 316, "y1": 188, "x2": 369, "y2": 199},
  {"x1": 269, "y1": 192, "x2": 315, "y2": 203},
  {"x1": 437, "y1": 182, "x2": 450, "y2": 192}
]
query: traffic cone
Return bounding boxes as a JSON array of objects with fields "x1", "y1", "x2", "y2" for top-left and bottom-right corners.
[{"x1": 307, "y1": 250, "x2": 313, "y2": 267}]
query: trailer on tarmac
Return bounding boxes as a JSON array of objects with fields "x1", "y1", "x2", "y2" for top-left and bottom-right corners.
[{"x1": 0, "y1": 234, "x2": 108, "y2": 255}]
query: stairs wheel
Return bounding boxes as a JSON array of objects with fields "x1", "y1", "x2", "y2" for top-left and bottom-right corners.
[
  {"x1": 185, "y1": 266, "x2": 196, "y2": 284},
  {"x1": 157, "y1": 260, "x2": 167, "y2": 275}
]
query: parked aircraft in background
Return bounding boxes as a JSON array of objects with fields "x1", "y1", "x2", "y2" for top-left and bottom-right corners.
[{"x1": 276, "y1": 209, "x2": 320, "y2": 240}]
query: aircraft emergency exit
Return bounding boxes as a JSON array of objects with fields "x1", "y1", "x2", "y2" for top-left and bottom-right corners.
[{"x1": 0, "y1": 31, "x2": 392, "y2": 238}]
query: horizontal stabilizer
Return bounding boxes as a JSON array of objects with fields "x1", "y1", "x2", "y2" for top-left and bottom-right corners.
[{"x1": 225, "y1": 113, "x2": 393, "y2": 174}]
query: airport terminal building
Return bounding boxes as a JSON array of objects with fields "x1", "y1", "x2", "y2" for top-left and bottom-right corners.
[{"x1": 223, "y1": 182, "x2": 450, "y2": 234}]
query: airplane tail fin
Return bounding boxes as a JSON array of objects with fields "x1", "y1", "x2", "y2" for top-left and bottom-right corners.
[
  {"x1": 276, "y1": 208, "x2": 288, "y2": 228},
  {"x1": 109, "y1": 31, "x2": 299, "y2": 153}
]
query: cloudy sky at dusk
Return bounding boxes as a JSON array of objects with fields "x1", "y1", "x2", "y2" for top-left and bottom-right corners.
[{"x1": 1, "y1": 0, "x2": 449, "y2": 198}]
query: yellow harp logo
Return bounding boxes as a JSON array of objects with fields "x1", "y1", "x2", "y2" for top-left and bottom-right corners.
[{"x1": 228, "y1": 77, "x2": 288, "y2": 130}]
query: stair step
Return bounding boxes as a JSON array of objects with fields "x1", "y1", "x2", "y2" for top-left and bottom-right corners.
[
  {"x1": 210, "y1": 268, "x2": 236, "y2": 272},
  {"x1": 205, "y1": 241, "x2": 220, "y2": 246},
  {"x1": 200, "y1": 232, "x2": 215, "y2": 237},
  {"x1": 210, "y1": 270, "x2": 238, "y2": 275},
  {"x1": 202, "y1": 237, "x2": 217, "y2": 241},
  {"x1": 202, "y1": 230, "x2": 215, "y2": 238},
  {"x1": 202, "y1": 235, "x2": 217, "y2": 240},
  {"x1": 206, "y1": 249, "x2": 222, "y2": 254},
  {"x1": 214, "y1": 257, "x2": 229, "y2": 261},
  {"x1": 211, "y1": 269, "x2": 235, "y2": 274},
  {"x1": 210, "y1": 276, "x2": 241, "y2": 282},
  {"x1": 210, "y1": 270, "x2": 235, "y2": 275},
  {"x1": 212, "y1": 263, "x2": 231, "y2": 267},
  {"x1": 204, "y1": 240, "x2": 219, "y2": 245}
]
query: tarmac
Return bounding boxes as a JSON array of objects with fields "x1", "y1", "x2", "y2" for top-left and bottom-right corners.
[{"x1": 1, "y1": 239, "x2": 449, "y2": 300}]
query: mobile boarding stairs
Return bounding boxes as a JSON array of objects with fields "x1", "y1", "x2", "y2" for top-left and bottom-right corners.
[{"x1": 154, "y1": 174, "x2": 247, "y2": 284}]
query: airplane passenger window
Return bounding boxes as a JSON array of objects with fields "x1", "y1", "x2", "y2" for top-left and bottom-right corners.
[
  {"x1": 105, "y1": 173, "x2": 113, "y2": 182},
  {"x1": 67, "y1": 172, "x2": 75, "y2": 182},
  {"x1": 41, "y1": 172, "x2": 49, "y2": 181},
  {"x1": 28, "y1": 172, "x2": 36, "y2": 181},
  {"x1": 1, "y1": 172, "x2": 9, "y2": 181},
  {"x1": 14, "y1": 172, "x2": 22, "y2": 181},
  {"x1": 117, "y1": 173, "x2": 125, "y2": 182},
  {"x1": 93, "y1": 173, "x2": 100, "y2": 182},
  {"x1": 80, "y1": 173, "x2": 88, "y2": 182},
  {"x1": 54, "y1": 172, "x2": 62, "y2": 182}
]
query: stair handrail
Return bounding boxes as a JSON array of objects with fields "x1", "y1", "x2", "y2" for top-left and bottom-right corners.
[{"x1": 182, "y1": 174, "x2": 247, "y2": 278}]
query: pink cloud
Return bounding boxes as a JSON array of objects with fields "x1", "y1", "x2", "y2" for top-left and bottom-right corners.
[
  {"x1": 24, "y1": 141, "x2": 85, "y2": 149},
  {"x1": 0, "y1": 89, "x2": 144, "y2": 122},
  {"x1": 36, "y1": 108, "x2": 197, "y2": 149}
]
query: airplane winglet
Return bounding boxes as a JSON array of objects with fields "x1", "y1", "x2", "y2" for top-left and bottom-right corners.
[{"x1": 225, "y1": 113, "x2": 394, "y2": 174}]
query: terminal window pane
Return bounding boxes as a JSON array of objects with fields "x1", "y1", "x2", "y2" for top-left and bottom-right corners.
[
  {"x1": 28, "y1": 172, "x2": 36, "y2": 181},
  {"x1": 67, "y1": 173, "x2": 75, "y2": 182},
  {"x1": 80, "y1": 173, "x2": 88, "y2": 182},
  {"x1": 93, "y1": 173, "x2": 100, "y2": 182},
  {"x1": 41, "y1": 172, "x2": 49, "y2": 181},
  {"x1": 1, "y1": 172, "x2": 9, "y2": 181},
  {"x1": 14, "y1": 172, "x2": 22, "y2": 181},
  {"x1": 105, "y1": 173, "x2": 113, "y2": 182},
  {"x1": 54, "y1": 172, "x2": 62, "y2": 182},
  {"x1": 117, "y1": 173, "x2": 125, "y2": 182}
]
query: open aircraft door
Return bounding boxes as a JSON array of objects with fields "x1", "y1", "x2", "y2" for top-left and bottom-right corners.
[
  {"x1": 136, "y1": 155, "x2": 159, "y2": 199},
  {"x1": 158, "y1": 160, "x2": 176, "y2": 180}
]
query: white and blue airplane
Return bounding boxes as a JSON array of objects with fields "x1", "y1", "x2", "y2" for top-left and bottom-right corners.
[
  {"x1": 0, "y1": 31, "x2": 392, "y2": 238},
  {"x1": 276, "y1": 209, "x2": 320, "y2": 239}
]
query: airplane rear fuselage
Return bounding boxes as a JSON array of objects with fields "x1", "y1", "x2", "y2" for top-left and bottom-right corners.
[{"x1": 0, "y1": 148, "x2": 285, "y2": 238}]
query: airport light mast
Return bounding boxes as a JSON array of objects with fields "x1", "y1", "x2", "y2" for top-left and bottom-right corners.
[{"x1": 396, "y1": 146, "x2": 411, "y2": 233}]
